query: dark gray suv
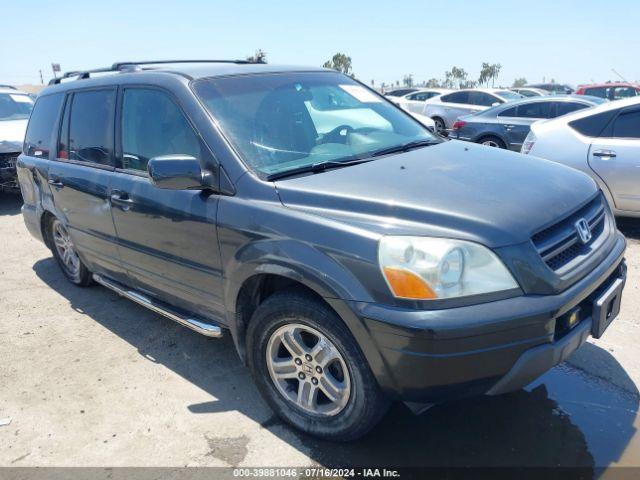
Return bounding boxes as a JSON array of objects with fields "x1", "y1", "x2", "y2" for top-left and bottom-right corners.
[{"x1": 17, "y1": 61, "x2": 627, "y2": 441}]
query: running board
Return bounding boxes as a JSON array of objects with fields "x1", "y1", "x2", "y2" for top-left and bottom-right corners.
[{"x1": 92, "y1": 274, "x2": 223, "y2": 338}]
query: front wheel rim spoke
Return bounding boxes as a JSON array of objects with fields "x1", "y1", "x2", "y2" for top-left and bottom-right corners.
[
  {"x1": 280, "y1": 330, "x2": 306, "y2": 357},
  {"x1": 272, "y1": 358, "x2": 297, "y2": 379},
  {"x1": 297, "y1": 381, "x2": 317, "y2": 408},
  {"x1": 319, "y1": 374, "x2": 345, "y2": 404}
]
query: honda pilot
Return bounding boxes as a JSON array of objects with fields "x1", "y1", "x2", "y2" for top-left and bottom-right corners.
[{"x1": 17, "y1": 61, "x2": 627, "y2": 441}]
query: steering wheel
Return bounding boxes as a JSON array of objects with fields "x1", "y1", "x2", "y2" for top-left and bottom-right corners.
[{"x1": 319, "y1": 125, "x2": 354, "y2": 144}]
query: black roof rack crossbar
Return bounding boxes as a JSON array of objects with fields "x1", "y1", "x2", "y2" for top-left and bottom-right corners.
[{"x1": 48, "y1": 59, "x2": 257, "y2": 85}]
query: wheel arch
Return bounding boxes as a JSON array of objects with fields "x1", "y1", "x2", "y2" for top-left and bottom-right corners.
[{"x1": 226, "y1": 258, "x2": 396, "y2": 394}]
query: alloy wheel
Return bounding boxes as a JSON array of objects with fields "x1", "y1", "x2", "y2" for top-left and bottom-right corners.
[
  {"x1": 52, "y1": 220, "x2": 80, "y2": 276},
  {"x1": 266, "y1": 323, "x2": 351, "y2": 416}
]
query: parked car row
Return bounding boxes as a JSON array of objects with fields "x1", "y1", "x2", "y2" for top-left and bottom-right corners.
[
  {"x1": 449, "y1": 95, "x2": 605, "y2": 150},
  {"x1": 523, "y1": 97, "x2": 640, "y2": 217}
]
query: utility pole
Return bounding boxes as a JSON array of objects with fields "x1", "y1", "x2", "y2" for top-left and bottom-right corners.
[{"x1": 39, "y1": 70, "x2": 44, "y2": 85}]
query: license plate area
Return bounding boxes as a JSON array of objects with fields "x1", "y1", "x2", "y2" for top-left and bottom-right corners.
[{"x1": 591, "y1": 277, "x2": 624, "y2": 339}]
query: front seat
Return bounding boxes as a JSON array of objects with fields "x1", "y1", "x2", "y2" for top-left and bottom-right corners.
[{"x1": 253, "y1": 86, "x2": 318, "y2": 167}]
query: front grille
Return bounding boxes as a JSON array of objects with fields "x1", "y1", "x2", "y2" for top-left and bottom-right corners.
[
  {"x1": 0, "y1": 153, "x2": 19, "y2": 189},
  {"x1": 531, "y1": 195, "x2": 607, "y2": 272}
]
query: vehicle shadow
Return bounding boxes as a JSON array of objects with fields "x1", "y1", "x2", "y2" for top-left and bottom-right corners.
[
  {"x1": 617, "y1": 217, "x2": 640, "y2": 241},
  {"x1": 0, "y1": 193, "x2": 22, "y2": 216},
  {"x1": 33, "y1": 257, "x2": 638, "y2": 472}
]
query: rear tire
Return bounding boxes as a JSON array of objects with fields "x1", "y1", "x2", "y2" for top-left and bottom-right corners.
[
  {"x1": 478, "y1": 136, "x2": 506, "y2": 149},
  {"x1": 48, "y1": 217, "x2": 92, "y2": 286},
  {"x1": 246, "y1": 289, "x2": 390, "y2": 441}
]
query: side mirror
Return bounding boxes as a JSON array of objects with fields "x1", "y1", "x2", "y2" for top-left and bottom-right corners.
[{"x1": 147, "y1": 155, "x2": 215, "y2": 190}]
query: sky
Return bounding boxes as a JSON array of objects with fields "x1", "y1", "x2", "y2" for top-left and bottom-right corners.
[{"x1": 2, "y1": 0, "x2": 639, "y2": 88}]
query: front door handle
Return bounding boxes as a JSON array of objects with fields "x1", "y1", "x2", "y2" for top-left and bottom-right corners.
[
  {"x1": 110, "y1": 190, "x2": 134, "y2": 210},
  {"x1": 592, "y1": 149, "x2": 617, "y2": 159}
]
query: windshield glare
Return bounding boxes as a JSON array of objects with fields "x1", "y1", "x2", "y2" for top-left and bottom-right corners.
[
  {"x1": 193, "y1": 72, "x2": 437, "y2": 177},
  {"x1": 0, "y1": 93, "x2": 34, "y2": 121}
]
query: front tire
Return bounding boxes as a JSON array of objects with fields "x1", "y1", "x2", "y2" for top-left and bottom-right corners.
[
  {"x1": 432, "y1": 116, "x2": 446, "y2": 134},
  {"x1": 247, "y1": 290, "x2": 389, "y2": 441},
  {"x1": 48, "y1": 217, "x2": 92, "y2": 286}
]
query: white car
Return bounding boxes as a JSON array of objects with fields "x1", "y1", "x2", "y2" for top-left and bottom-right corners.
[
  {"x1": 510, "y1": 87, "x2": 548, "y2": 97},
  {"x1": 423, "y1": 88, "x2": 523, "y2": 132},
  {"x1": 389, "y1": 88, "x2": 453, "y2": 113},
  {"x1": 1, "y1": 88, "x2": 34, "y2": 192},
  {"x1": 522, "y1": 97, "x2": 640, "y2": 217},
  {"x1": 0, "y1": 87, "x2": 33, "y2": 142}
]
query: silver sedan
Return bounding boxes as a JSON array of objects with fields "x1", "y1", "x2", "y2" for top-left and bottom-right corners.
[{"x1": 523, "y1": 97, "x2": 640, "y2": 217}]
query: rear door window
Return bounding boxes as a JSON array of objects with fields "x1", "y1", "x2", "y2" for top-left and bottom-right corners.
[
  {"x1": 612, "y1": 109, "x2": 640, "y2": 139},
  {"x1": 66, "y1": 89, "x2": 116, "y2": 166},
  {"x1": 441, "y1": 91, "x2": 470, "y2": 104},
  {"x1": 517, "y1": 102, "x2": 551, "y2": 118},
  {"x1": 555, "y1": 102, "x2": 589, "y2": 117},
  {"x1": 23, "y1": 93, "x2": 64, "y2": 158},
  {"x1": 584, "y1": 87, "x2": 608, "y2": 98},
  {"x1": 469, "y1": 92, "x2": 501, "y2": 107}
]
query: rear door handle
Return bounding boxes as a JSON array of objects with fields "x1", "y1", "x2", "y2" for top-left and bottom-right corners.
[
  {"x1": 504, "y1": 124, "x2": 516, "y2": 131},
  {"x1": 592, "y1": 149, "x2": 617, "y2": 159},
  {"x1": 48, "y1": 177, "x2": 64, "y2": 188}
]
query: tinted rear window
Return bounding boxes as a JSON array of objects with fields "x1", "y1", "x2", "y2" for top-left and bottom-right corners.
[
  {"x1": 555, "y1": 102, "x2": 589, "y2": 117},
  {"x1": 569, "y1": 109, "x2": 617, "y2": 137},
  {"x1": 441, "y1": 91, "x2": 469, "y2": 104},
  {"x1": 67, "y1": 89, "x2": 116, "y2": 166},
  {"x1": 23, "y1": 93, "x2": 64, "y2": 158},
  {"x1": 612, "y1": 109, "x2": 640, "y2": 138}
]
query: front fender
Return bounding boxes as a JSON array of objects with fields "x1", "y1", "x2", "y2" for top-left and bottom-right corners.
[{"x1": 222, "y1": 238, "x2": 398, "y2": 394}]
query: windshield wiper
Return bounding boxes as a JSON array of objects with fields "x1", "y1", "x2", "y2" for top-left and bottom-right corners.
[
  {"x1": 267, "y1": 157, "x2": 374, "y2": 181},
  {"x1": 371, "y1": 139, "x2": 440, "y2": 158}
]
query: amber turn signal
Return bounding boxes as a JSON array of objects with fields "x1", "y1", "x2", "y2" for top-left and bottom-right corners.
[{"x1": 382, "y1": 267, "x2": 437, "y2": 299}]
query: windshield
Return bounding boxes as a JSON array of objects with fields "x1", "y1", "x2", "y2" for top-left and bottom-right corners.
[
  {"x1": 495, "y1": 90, "x2": 523, "y2": 101},
  {"x1": 193, "y1": 72, "x2": 438, "y2": 177},
  {"x1": 0, "y1": 93, "x2": 34, "y2": 121}
]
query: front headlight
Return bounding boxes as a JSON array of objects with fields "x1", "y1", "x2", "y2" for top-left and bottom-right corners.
[{"x1": 378, "y1": 236, "x2": 519, "y2": 300}]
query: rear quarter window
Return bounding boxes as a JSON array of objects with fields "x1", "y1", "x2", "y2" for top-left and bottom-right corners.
[
  {"x1": 23, "y1": 93, "x2": 64, "y2": 158},
  {"x1": 568, "y1": 109, "x2": 617, "y2": 137}
]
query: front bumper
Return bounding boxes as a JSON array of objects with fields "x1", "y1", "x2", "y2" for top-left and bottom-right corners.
[{"x1": 353, "y1": 232, "x2": 627, "y2": 402}]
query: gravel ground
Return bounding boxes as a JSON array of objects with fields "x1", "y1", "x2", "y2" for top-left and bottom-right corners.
[{"x1": 1, "y1": 194, "x2": 639, "y2": 470}]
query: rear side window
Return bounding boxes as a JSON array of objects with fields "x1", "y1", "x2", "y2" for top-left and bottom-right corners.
[
  {"x1": 469, "y1": 92, "x2": 500, "y2": 107},
  {"x1": 555, "y1": 102, "x2": 588, "y2": 117},
  {"x1": 584, "y1": 87, "x2": 607, "y2": 98},
  {"x1": 23, "y1": 93, "x2": 64, "y2": 158},
  {"x1": 517, "y1": 102, "x2": 551, "y2": 118},
  {"x1": 612, "y1": 109, "x2": 640, "y2": 138},
  {"x1": 612, "y1": 87, "x2": 638, "y2": 99},
  {"x1": 569, "y1": 110, "x2": 617, "y2": 137},
  {"x1": 441, "y1": 91, "x2": 469, "y2": 104},
  {"x1": 121, "y1": 88, "x2": 202, "y2": 172},
  {"x1": 498, "y1": 106, "x2": 517, "y2": 117},
  {"x1": 67, "y1": 89, "x2": 116, "y2": 166}
]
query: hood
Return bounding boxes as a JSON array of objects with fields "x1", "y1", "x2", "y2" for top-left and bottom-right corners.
[
  {"x1": 275, "y1": 140, "x2": 598, "y2": 248},
  {"x1": 0, "y1": 119, "x2": 28, "y2": 143},
  {"x1": 0, "y1": 140, "x2": 23, "y2": 154}
]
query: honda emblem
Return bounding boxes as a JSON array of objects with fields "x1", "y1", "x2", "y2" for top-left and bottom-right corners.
[{"x1": 575, "y1": 218, "x2": 592, "y2": 244}]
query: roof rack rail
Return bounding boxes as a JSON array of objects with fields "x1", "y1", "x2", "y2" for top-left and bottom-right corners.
[{"x1": 48, "y1": 59, "x2": 258, "y2": 85}]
